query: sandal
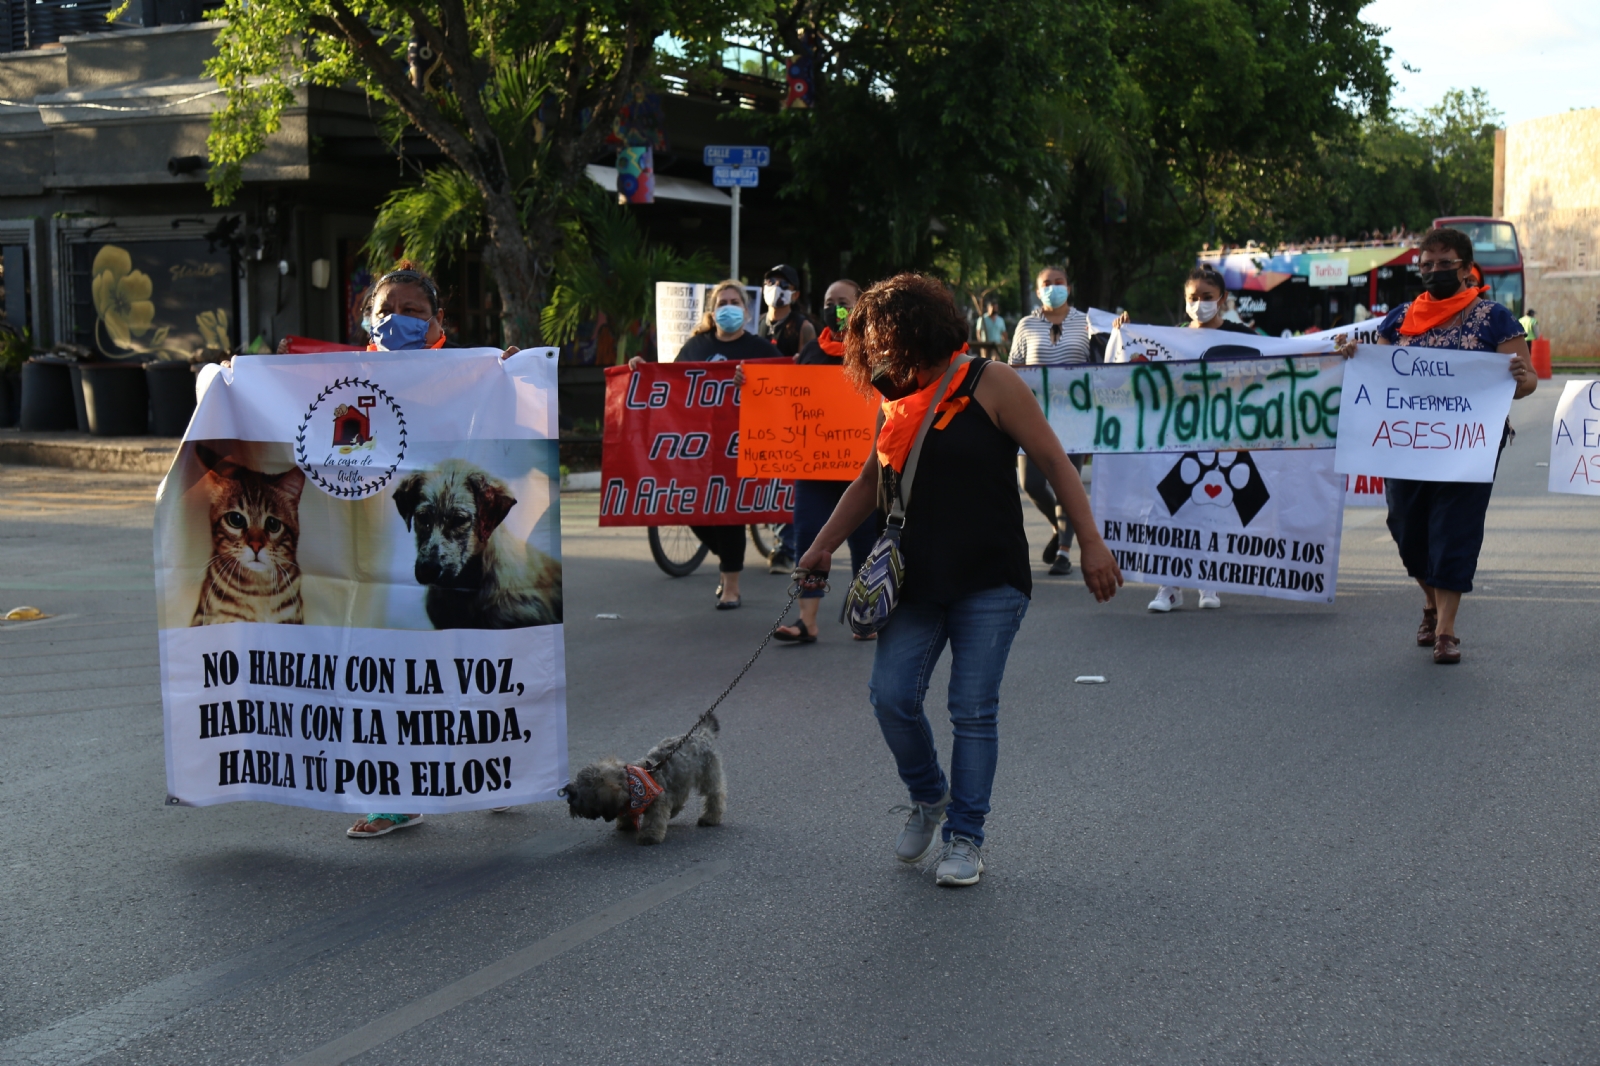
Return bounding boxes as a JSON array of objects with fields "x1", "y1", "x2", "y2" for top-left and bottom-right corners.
[
  {"x1": 1432, "y1": 633, "x2": 1461, "y2": 665},
  {"x1": 1417, "y1": 607, "x2": 1438, "y2": 647},
  {"x1": 347, "y1": 813, "x2": 423, "y2": 838},
  {"x1": 715, "y1": 597, "x2": 742, "y2": 610},
  {"x1": 773, "y1": 620, "x2": 816, "y2": 643}
]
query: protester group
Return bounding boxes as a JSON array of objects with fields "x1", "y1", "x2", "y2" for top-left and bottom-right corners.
[{"x1": 164, "y1": 227, "x2": 1547, "y2": 889}]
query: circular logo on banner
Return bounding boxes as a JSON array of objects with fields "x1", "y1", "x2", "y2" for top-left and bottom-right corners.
[{"x1": 295, "y1": 377, "x2": 407, "y2": 499}]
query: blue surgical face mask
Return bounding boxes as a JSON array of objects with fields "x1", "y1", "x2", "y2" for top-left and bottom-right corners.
[
  {"x1": 1040, "y1": 284, "x2": 1069, "y2": 310},
  {"x1": 714, "y1": 305, "x2": 746, "y2": 333},
  {"x1": 368, "y1": 312, "x2": 432, "y2": 350}
]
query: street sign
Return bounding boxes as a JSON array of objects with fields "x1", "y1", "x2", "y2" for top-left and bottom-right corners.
[
  {"x1": 712, "y1": 165, "x2": 760, "y2": 188},
  {"x1": 703, "y1": 145, "x2": 771, "y2": 167}
]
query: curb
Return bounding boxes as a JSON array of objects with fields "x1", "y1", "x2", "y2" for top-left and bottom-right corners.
[{"x1": 0, "y1": 432, "x2": 179, "y2": 475}]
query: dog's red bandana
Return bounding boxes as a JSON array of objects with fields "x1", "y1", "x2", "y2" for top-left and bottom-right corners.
[{"x1": 623, "y1": 764, "x2": 664, "y2": 828}]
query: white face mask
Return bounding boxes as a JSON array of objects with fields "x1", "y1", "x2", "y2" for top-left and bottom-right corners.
[
  {"x1": 1186, "y1": 299, "x2": 1220, "y2": 323},
  {"x1": 763, "y1": 283, "x2": 793, "y2": 308}
]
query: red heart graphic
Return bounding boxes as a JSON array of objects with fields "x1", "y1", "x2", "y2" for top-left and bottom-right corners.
[{"x1": 1204, "y1": 484, "x2": 1222, "y2": 498}]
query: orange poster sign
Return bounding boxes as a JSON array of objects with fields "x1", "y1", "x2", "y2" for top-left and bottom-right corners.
[{"x1": 738, "y1": 364, "x2": 879, "y2": 480}]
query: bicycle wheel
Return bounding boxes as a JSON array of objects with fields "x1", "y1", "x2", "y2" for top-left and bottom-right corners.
[
  {"x1": 749, "y1": 522, "x2": 783, "y2": 561},
  {"x1": 647, "y1": 526, "x2": 709, "y2": 577}
]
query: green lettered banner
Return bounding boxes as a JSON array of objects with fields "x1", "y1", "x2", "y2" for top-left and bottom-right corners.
[{"x1": 1016, "y1": 355, "x2": 1346, "y2": 454}]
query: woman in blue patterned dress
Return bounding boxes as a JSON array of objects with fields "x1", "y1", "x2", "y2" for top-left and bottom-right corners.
[{"x1": 1367, "y1": 228, "x2": 1538, "y2": 664}]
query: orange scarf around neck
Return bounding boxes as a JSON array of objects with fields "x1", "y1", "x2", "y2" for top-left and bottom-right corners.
[
  {"x1": 1399, "y1": 285, "x2": 1486, "y2": 336},
  {"x1": 875, "y1": 353, "x2": 972, "y2": 473},
  {"x1": 817, "y1": 327, "x2": 845, "y2": 357}
]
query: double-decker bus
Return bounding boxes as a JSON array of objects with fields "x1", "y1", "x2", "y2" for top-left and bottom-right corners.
[{"x1": 1432, "y1": 216, "x2": 1524, "y2": 318}]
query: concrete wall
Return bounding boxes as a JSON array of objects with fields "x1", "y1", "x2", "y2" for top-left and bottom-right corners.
[{"x1": 1501, "y1": 108, "x2": 1600, "y2": 361}]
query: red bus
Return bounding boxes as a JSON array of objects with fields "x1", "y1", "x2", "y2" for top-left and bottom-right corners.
[{"x1": 1433, "y1": 216, "x2": 1523, "y2": 318}]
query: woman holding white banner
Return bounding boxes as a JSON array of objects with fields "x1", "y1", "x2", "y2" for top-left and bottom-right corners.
[
  {"x1": 796, "y1": 274, "x2": 1122, "y2": 886},
  {"x1": 1115, "y1": 265, "x2": 1255, "y2": 613},
  {"x1": 1355, "y1": 227, "x2": 1537, "y2": 665}
]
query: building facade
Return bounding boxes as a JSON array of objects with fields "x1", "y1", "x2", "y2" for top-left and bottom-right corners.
[{"x1": 1497, "y1": 108, "x2": 1600, "y2": 361}]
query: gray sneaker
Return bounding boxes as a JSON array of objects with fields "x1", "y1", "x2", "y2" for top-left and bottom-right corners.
[
  {"x1": 934, "y1": 834, "x2": 984, "y2": 886},
  {"x1": 890, "y1": 793, "x2": 949, "y2": 863}
]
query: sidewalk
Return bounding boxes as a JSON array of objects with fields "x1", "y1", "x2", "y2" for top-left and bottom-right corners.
[
  {"x1": 0, "y1": 428, "x2": 608, "y2": 489},
  {"x1": 0, "y1": 428, "x2": 180, "y2": 475}
]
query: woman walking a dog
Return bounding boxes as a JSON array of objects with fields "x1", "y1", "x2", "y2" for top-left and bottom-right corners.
[{"x1": 797, "y1": 274, "x2": 1123, "y2": 886}]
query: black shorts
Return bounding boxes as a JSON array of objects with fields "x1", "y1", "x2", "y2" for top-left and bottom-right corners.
[{"x1": 1383, "y1": 477, "x2": 1495, "y2": 593}]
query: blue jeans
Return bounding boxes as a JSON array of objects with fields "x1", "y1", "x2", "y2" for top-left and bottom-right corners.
[
  {"x1": 794, "y1": 479, "x2": 879, "y2": 599},
  {"x1": 869, "y1": 584, "x2": 1029, "y2": 846}
]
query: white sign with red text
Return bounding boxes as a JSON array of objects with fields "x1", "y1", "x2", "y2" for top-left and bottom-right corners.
[
  {"x1": 1334, "y1": 345, "x2": 1514, "y2": 483},
  {"x1": 1343, "y1": 473, "x2": 1387, "y2": 507},
  {"x1": 1548, "y1": 379, "x2": 1600, "y2": 496}
]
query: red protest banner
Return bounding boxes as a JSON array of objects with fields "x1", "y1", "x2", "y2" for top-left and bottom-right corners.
[{"x1": 599, "y1": 361, "x2": 794, "y2": 526}]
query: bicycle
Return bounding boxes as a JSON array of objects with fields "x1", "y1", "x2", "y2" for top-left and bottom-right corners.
[{"x1": 647, "y1": 522, "x2": 787, "y2": 577}]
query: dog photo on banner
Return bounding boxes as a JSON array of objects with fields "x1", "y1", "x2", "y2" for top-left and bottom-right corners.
[{"x1": 154, "y1": 348, "x2": 568, "y2": 813}]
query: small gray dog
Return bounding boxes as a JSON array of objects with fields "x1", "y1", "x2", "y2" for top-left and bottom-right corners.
[{"x1": 562, "y1": 714, "x2": 725, "y2": 845}]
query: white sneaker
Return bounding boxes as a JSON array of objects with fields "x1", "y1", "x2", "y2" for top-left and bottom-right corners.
[
  {"x1": 1197, "y1": 590, "x2": 1222, "y2": 610},
  {"x1": 1147, "y1": 586, "x2": 1182, "y2": 612}
]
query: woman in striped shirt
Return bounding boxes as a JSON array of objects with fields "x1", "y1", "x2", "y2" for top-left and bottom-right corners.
[{"x1": 1008, "y1": 265, "x2": 1091, "y2": 575}]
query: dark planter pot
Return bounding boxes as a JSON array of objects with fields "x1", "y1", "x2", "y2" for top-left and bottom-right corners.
[
  {"x1": 19, "y1": 359, "x2": 78, "y2": 430},
  {"x1": 79, "y1": 362, "x2": 150, "y2": 436},
  {"x1": 68, "y1": 363, "x2": 90, "y2": 432},
  {"x1": 0, "y1": 369, "x2": 19, "y2": 428},
  {"x1": 146, "y1": 361, "x2": 197, "y2": 437}
]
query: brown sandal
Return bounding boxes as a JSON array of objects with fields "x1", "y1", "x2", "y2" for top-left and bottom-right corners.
[
  {"x1": 1416, "y1": 608, "x2": 1438, "y2": 647},
  {"x1": 1432, "y1": 634, "x2": 1461, "y2": 664}
]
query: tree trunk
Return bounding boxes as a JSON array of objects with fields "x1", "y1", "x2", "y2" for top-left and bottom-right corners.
[{"x1": 481, "y1": 185, "x2": 544, "y2": 348}]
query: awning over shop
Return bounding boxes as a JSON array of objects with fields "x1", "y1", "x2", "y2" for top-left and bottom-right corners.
[
  {"x1": 584, "y1": 165, "x2": 732, "y2": 206},
  {"x1": 1203, "y1": 246, "x2": 1418, "y2": 292}
]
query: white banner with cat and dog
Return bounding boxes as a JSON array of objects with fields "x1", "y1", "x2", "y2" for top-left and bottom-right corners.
[{"x1": 155, "y1": 347, "x2": 567, "y2": 812}]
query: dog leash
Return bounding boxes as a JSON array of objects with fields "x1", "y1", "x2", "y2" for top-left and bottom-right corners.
[{"x1": 643, "y1": 567, "x2": 829, "y2": 772}]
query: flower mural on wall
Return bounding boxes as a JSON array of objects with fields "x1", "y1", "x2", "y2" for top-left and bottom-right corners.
[
  {"x1": 91, "y1": 245, "x2": 167, "y2": 357},
  {"x1": 197, "y1": 309, "x2": 231, "y2": 350}
]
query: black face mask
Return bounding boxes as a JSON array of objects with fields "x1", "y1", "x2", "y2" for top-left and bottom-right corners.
[
  {"x1": 1422, "y1": 269, "x2": 1465, "y2": 299},
  {"x1": 822, "y1": 303, "x2": 849, "y2": 333},
  {"x1": 871, "y1": 366, "x2": 917, "y2": 401}
]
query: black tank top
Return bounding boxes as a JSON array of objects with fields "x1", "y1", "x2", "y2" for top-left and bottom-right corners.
[{"x1": 880, "y1": 360, "x2": 1031, "y2": 605}]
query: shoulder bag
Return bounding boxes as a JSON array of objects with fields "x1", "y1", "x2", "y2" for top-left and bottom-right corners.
[{"x1": 844, "y1": 356, "x2": 970, "y2": 636}]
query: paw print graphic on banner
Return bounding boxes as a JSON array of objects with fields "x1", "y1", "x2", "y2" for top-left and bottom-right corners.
[{"x1": 1157, "y1": 451, "x2": 1272, "y2": 526}]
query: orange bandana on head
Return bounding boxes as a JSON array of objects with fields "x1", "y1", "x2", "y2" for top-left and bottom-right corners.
[
  {"x1": 875, "y1": 352, "x2": 972, "y2": 474},
  {"x1": 1399, "y1": 286, "x2": 1486, "y2": 336}
]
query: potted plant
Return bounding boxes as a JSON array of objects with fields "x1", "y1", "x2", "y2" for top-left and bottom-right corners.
[{"x1": 0, "y1": 323, "x2": 27, "y2": 427}]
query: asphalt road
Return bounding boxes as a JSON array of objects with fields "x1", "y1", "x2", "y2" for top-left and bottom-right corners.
[{"x1": 2, "y1": 379, "x2": 1597, "y2": 1065}]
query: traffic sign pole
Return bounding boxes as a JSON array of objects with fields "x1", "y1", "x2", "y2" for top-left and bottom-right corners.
[
  {"x1": 704, "y1": 147, "x2": 768, "y2": 281},
  {"x1": 730, "y1": 186, "x2": 741, "y2": 281}
]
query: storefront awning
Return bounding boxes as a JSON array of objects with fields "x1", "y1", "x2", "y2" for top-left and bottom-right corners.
[{"x1": 584, "y1": 165, "x2": 732, "y2": 206}]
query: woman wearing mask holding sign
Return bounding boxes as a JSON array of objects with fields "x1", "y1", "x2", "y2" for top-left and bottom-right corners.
[
  {"x1": 1353, "y1": 228, "x2": 1537, "y2": 664},
  {"x1": 768, "y1": 278, "x2": 882, "y2": 643},
  {"x1": 797, "y1": 274, "x2": 1122, "y2": 886},
  {"x1": 1009, "y1": 265, "x2": 1091, "y2": 577},
  {"x1": 1114, "y1": 265, "x2": 1251, "y2": 613},
  {"x1": 628, "y1": 280, "x2": 780, "y2": 609}
]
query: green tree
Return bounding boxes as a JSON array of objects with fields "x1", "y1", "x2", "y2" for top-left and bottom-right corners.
[
  {"x1": 1046, "y1": 0, "x2": 1392, "y2": 318},
  {"x1": 203, "y1": 0, "x2": 749, "y2": 346}
]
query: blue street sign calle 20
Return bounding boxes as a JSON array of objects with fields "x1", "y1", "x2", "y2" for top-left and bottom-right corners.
[
  {"x1": 703, "y1": 145, "x2": 771, "y2": 167},
  {"x1": 712, "y1": 166, "x2": 760, "y2": 188}
]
